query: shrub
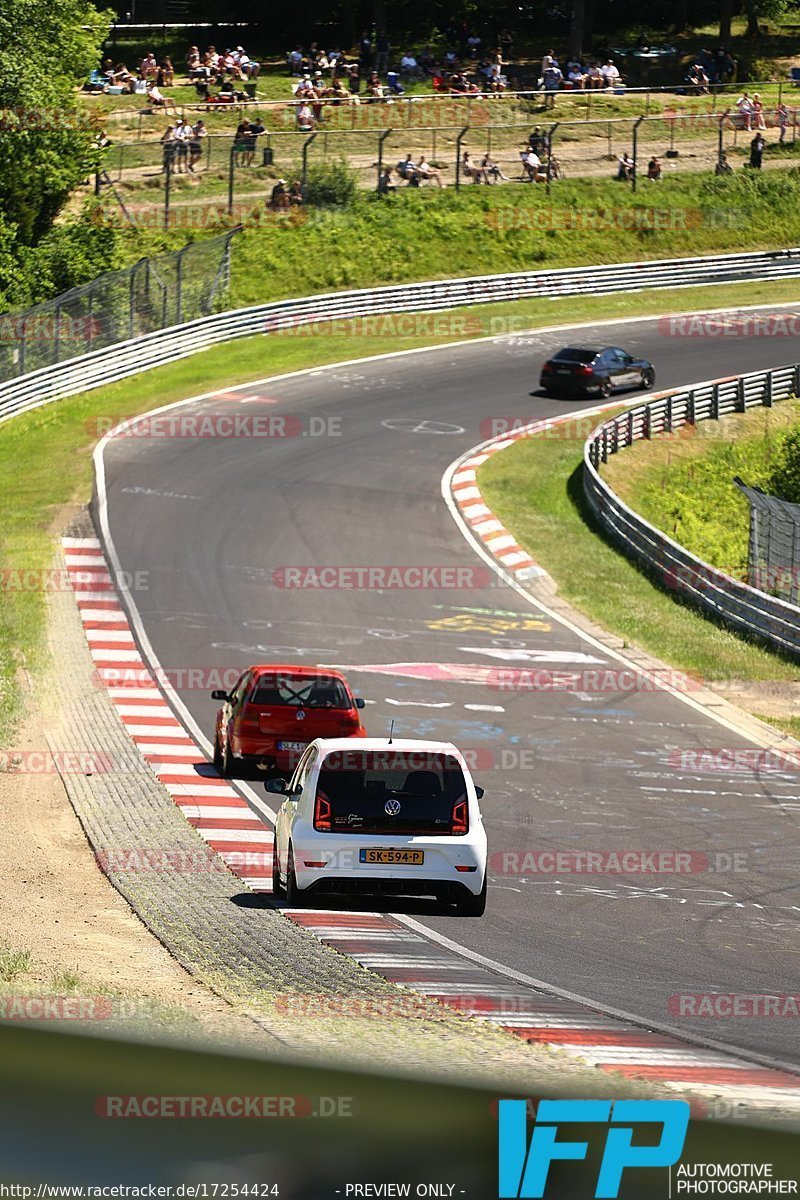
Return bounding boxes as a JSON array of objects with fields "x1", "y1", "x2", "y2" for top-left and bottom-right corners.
[{"x1": 302, "y1": 159, "x2": 357, "y2": 207}]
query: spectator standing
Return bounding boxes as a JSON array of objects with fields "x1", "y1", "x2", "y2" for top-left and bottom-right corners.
[
  {"x1": 749, "y1": 132, "x2": 765, "y2": 169},
  {"x1": 777, "y1": 102, "x2": 790, "y2": 143},
  {"x1": 188, "y1": 119, "x2": 206, "y2": 171},
  {"x1": 160, "y1": 125, "x2": 176, "y2": 172},
  {"x1": 359, "y1": 31, "x2": 372, "y2": 68},
  {"x1": 752, "y1": 94, "x2": 766, "y2": 130},
  {"x1": 375, "y1": 31, "x2": 390, "y2": 73},
  {"x1": 735, "y1": 91, "x2": 754, "y2": 131},
  {"x1": 172, "y1": 117, "x2": 190, "y2": 171},
  {"x1": 542, "y1": 60, "x2": 563, "y2": 108}
]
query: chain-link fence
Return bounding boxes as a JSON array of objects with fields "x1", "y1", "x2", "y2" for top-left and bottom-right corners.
[
  {"x1": 735, "y1": 477, "x2": 800, "y2": 605},
  {"x1": 0, "y1": 229, "x2": 239, "y2": 382},
  {"x1": 89, "y1": 101, "x2": 800, "y2": 233}
]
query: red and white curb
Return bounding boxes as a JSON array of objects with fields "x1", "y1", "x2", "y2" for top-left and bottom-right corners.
[
  {"x1": 451, "y1": 449, "x2": 546, "y2": 581},
  {"x1": 63, "y1": 535, "x2": 274, "y2": 891},
  {"x1": 63, "y1": 533, "x2": 800, "y2": 1107}
]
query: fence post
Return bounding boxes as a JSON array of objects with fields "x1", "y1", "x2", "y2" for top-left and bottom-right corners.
[
  {"x1": 627, "y1": 409, "x2": 634, "y2": 445},
  {"x1": 53, "y1": 303, "x2": 62, "y2": 365},
  {"x1": 644, "y1": 406, "x2": 651, "y2": 439},
  {"x1": 227, "y1": 140, "x2": 235, "y2": 216},
  {"x1": 666, "y1": 395, "x2": 673, "y2": 432},
  {"x1": 764, "y1": 370, "x2": 773, "y2": 408},
  {"x1": 546, "y1": 121, "x2": 559, "y2": 194},
  {"x1": 711, "y1": 383, "x2": 719, "y2": 420},
  {"x1": 631, "y1": 114, "x2": 644, "y2": 192},
  {"x1": 455, "y1": 126, "x2": 469, "y2": 190},
  {"x1": 128, "y1": 261, "x2": 139, "y2": 340},
  {"x1": 163, "y1": 156, "x2": 171, "y2": 229},
  {"x1": 717, "y1": 109, "x2": 729, "y2": 166},
  {"x1": 301, "y1": 131, "x2": 318, "y2": 187},
  {"x1": 376, "y1": 128, "x2": 392, "y2": 188},
  {"x1": 737, "y1": 376, "x2": 746, "y2": 412},
  {"x1": 688, "y1": 389, "x2": 696, "y2": 426},
  {"x1": 601, "y1": 427, "x2": 608, "y2": 463}
]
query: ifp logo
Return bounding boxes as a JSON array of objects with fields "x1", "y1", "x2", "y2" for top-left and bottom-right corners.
[{"x1": 498, "y1": 1099, "x2": 690, "y2": 1198}]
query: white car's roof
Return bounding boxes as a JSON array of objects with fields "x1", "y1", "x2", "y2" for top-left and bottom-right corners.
[{"x1": 312, "y1": 736, "x2": 461, "y2": 754}]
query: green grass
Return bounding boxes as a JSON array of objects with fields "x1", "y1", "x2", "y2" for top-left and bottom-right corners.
[
  {"x1": 0, "y1": 948, "x2": 33, "y2": 983},
  {"x1": 477, "y1": 390, "x2": 800, "y2": 698},
  {"x1": 602, "y1": 401, "x2": 800, "y2": 579},
  {"x1": 5, "y1": 276, "x2": 800, "y2": 747}
]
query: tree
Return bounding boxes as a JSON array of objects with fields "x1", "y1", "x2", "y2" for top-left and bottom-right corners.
[{"x1": 0, "y1": 0, "x2": 112, "y2": 245}]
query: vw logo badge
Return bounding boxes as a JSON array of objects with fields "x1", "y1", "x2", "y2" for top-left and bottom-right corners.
[
  {"x1": 295, "y1": 709, "x2": 306, "y2": 721},
  {"x1": 384, "y1": 798, "x2": 401, "y2": 817}
]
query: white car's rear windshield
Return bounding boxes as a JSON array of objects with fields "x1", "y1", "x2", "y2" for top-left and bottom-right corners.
[{"x1": 316, "y1": 751, "x2": 467, "y2": 834}]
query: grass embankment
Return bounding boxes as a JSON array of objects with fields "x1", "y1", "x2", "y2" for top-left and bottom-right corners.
[
  {"x1": 4, "y1": 277, "x2": 800, "y2": 746},
  {"x1": 602, "y1": 399, "x2": 800, "y2": 578},
  {"x1": 122, "y1": 169, "x2": 800, "y2": 307},
  {"x1": 477, "y1": 378, "x2": 800, "y2": 709}
]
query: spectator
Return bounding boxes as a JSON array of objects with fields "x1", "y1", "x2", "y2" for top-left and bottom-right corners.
[
  {"x1": 147, "y1": 82, "x2": 174, "y2": 111},
  {"x1": 347, "y1": 63, "x2": 360, "y2": 95},
  {"x1": 542, "y1": 60, "x2": 563, "y2": 108},
  {"x1": 188, "y1": 119, "x2": 207, "y2": 172},
  {"x1": 288, "y1": 180, "x2": 304, "y2": 205},
  {"x1": 269, "y1": 179, "x2": 290, "y2": 210},
  {"x1": 735, "y1": 91, "x2": 754, "y2": 131},
  {"x1": 365, "y1": 71, "x2": 385, "y2": 100},
  {"x1": 749, "y1": 131, "x2": 765, "y2": 169},
  {"x1": 296, "y1": 102, "x2": 315, "y2": 131},
  {"x1": 186, "y1": 45, "x2": 202, "y2": 78},
  {"x1": 466, "y1": 31, "x2": 481, "y2": 57},
  {"x1": 752, "y1": 93, "x2": 766, "y2": 130},
  {"x1": 647, "y1": 155, "x2": 662, "y2": 181},
  {"x1": 418, "y1": 47, "x2": 436, "y2": 76},
  {"x1": 541, "y1": 49, "x2": 557, "y2": 76},
  {"x1": 686, "y1": 63, "x2": 709, "y2": 94},
  {"x1": 400, "y1": 52, "x2": 420, "y2": 79},
  {"x1": 528, "y1": 127, "x2": 545, "y2": 155},
  {"x1": 566, "y1": 57, "x2": 586, "y2": 88},
  {"x1": 461, "y1": 150, "x2": 487, "y2": 183},
  {"x1": 586, "y1": 63, "x2": 604, "y2": 89},
  {"x1": 359, "y1": 31, "x2": 372, "y2": 69},
  {"x1": 160, "y1": 125, "x2": 176, "y2": 172},
  {"x1": 498, "y1": 28, "x2": 513, "y2": 60},
  {"x1": 778, "y1": 102, "x2": 790, "y2": 144},
  {"x1": 160, "y1": 56, "x2": 175, "y2": 86},
  {"x1": 417, "y1": 156, "x2": 445, "y2": 186},
  {"x1": 172, "y1": 117, "x2": 190, "y2": 171},
  {"x1": 715, "y1": 151, "x2": 733, "y2": 175},
  {"x1": 375, "y1": 31, "x2": 390, "y2": 73},
  {"x1": 520, "y1": 147, "x2": 545, "y2": 182},
  {"x1": 233, "y1": 118, "x2": 251, "y2": 167},
  {"x1": 289, "y1": 46, "x2": 304, "y2": 75},
  {"x1": 140, "y1": 51, "x2": 158, "y2": 79},
  {"x1": 482, "y1": 150, "x2": 508, "y2": 182},
  {"x1": 617, "y1": 151, "x2": 634, "y2": 181},
  {"x1": 377, "y1": 166, "x2": 396, "y2": 194},
  {"x1": 601, "y1": 59, "x2": 621, "y2": 87},
  {"x1": 246, "y1": 116, "x2": 265, "y2": 166},
  {"x1": 396, "y1": 153, "x2": 418, "y2": 183}
]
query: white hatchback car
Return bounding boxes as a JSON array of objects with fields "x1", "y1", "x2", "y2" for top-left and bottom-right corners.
[{"x1": 267, "y1": 737, "x2": 488, "y2": 916}]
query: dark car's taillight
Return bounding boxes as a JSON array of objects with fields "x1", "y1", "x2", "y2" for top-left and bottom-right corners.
[
  {"x1": 541, "y1": 362, "x2": 554, "y2": 374},
  {"x1": 575, "y1": 364, "x2": 593, "y2": 376},
  {"x1": 451, "y1": 796, "x2": 469, "y2": 834},
  {"x1": 313, "y1": 791, "x2": 332, "y2": 832}
]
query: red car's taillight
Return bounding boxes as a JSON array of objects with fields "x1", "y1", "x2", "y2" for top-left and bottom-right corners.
[
  {"x1": 451, "y1": 796, "x2": 469, "y2": 834},
  {"x1": 339, "y1": 710, "x2": 361, "y2": 733},
  {"x1": 313, "y1": 791, "x2": 332, "y2": 832}
]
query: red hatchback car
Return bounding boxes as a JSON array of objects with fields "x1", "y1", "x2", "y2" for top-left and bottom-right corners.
[{"x1": 212, "y1": 664, "x2": 367, "y2": 778}]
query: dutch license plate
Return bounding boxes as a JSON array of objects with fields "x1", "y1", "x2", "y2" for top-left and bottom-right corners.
[
  {"x1": 277, "y1": 741, "x2": 306, "y2": 752},
  {"x1": 359, "y1": 849, "x2": 425, "y2": 865}
]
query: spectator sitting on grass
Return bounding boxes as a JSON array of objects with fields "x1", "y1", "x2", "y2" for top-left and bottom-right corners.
[
  {"x1": 686, "y1": 63, "x2": 709, "y2": 94},
  {"x1": 147, "y1": 82, "x2": 174, "y2": 111},
  {"x1": 715, "y1": 151, "x2": 733, "y2": 175},
  {"x1": 396, "y1": 153, "x2": 418, "y2": 183},
  {"x1": 365, "y1": 71, "x2": 385, "y2": 100},
  {"x1": 296, "y1": 102, "x2": 315, "y2": 131},
  {"x1": 186, "y1": 45, "x2": 202, "y2": 78},
  {"x1": 288, "y1": 180, "x2": 304, "y2": 205},
  {"x1": 461, "y1": 150, "x2": 487, "y2": 182},
  {"x1": 377, "y1": 166, "x2": 396, "y2": 193},
  {"x1": 160, "y1": 57, "x2": 175, "y2": 86},
  {"x1": 647, "y1": 155, "x2": 662, "y2": 181},
  {"x1": 616, "y1": 150, "x2": 634, "y2": 180},
  {"x1": 140, "y1": 51, "x2": 158, "y2": 79},
  {"x1": 269, "y1": 179, "x2": 290, "y2": 210},
  {"x1": 400, "y1": 52, "x2": 420, "y2": 79}
]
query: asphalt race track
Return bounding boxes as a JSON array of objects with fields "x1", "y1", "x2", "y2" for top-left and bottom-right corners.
[{"x1": 100, "y1": 307, "x2": 800, "y2": 1068}]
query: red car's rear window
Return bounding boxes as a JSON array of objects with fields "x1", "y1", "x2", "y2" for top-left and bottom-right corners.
[{"x1": 249, "y1": 674, "x2": 351, "y2": 709}]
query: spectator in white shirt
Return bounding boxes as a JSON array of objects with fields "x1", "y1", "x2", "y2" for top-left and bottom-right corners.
[
  {"x1": 400, "y1": 53, "x2": 420, "y2": 79},
  {"x1": 601, "y1": 59, "x2": 621, "y2": 86}
]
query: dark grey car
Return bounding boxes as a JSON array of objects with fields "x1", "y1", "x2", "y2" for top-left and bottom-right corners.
[{"x1": 540, "y1": 346, "x2": 655, "y2": 397}]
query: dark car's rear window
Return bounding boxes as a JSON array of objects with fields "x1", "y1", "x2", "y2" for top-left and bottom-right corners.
[
  {"x1": 249, "y1": 675, "x2": 350, "y2": 708},
  {"x1": 316, "y1": 751, "x2": 467, "y2": 834},
  {"x1": 552, "y1": 348, "x2": 598, "y2": 363}
]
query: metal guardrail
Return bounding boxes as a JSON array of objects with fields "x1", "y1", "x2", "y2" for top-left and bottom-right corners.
[
  {"x1": 583, "y1": 363, "x2": 800, "y2": 660},
  {"x1": 4, "y1": 246, "x2": 800, "y2": 427}
]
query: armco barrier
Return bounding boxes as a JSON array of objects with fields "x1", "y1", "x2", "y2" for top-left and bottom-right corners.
[
  {"x1": 3, "y1": 247, "x2": 800, "y2": 425},
  {"x1": 583, "y1": 363, "x2": 800, "y2": 660}
]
